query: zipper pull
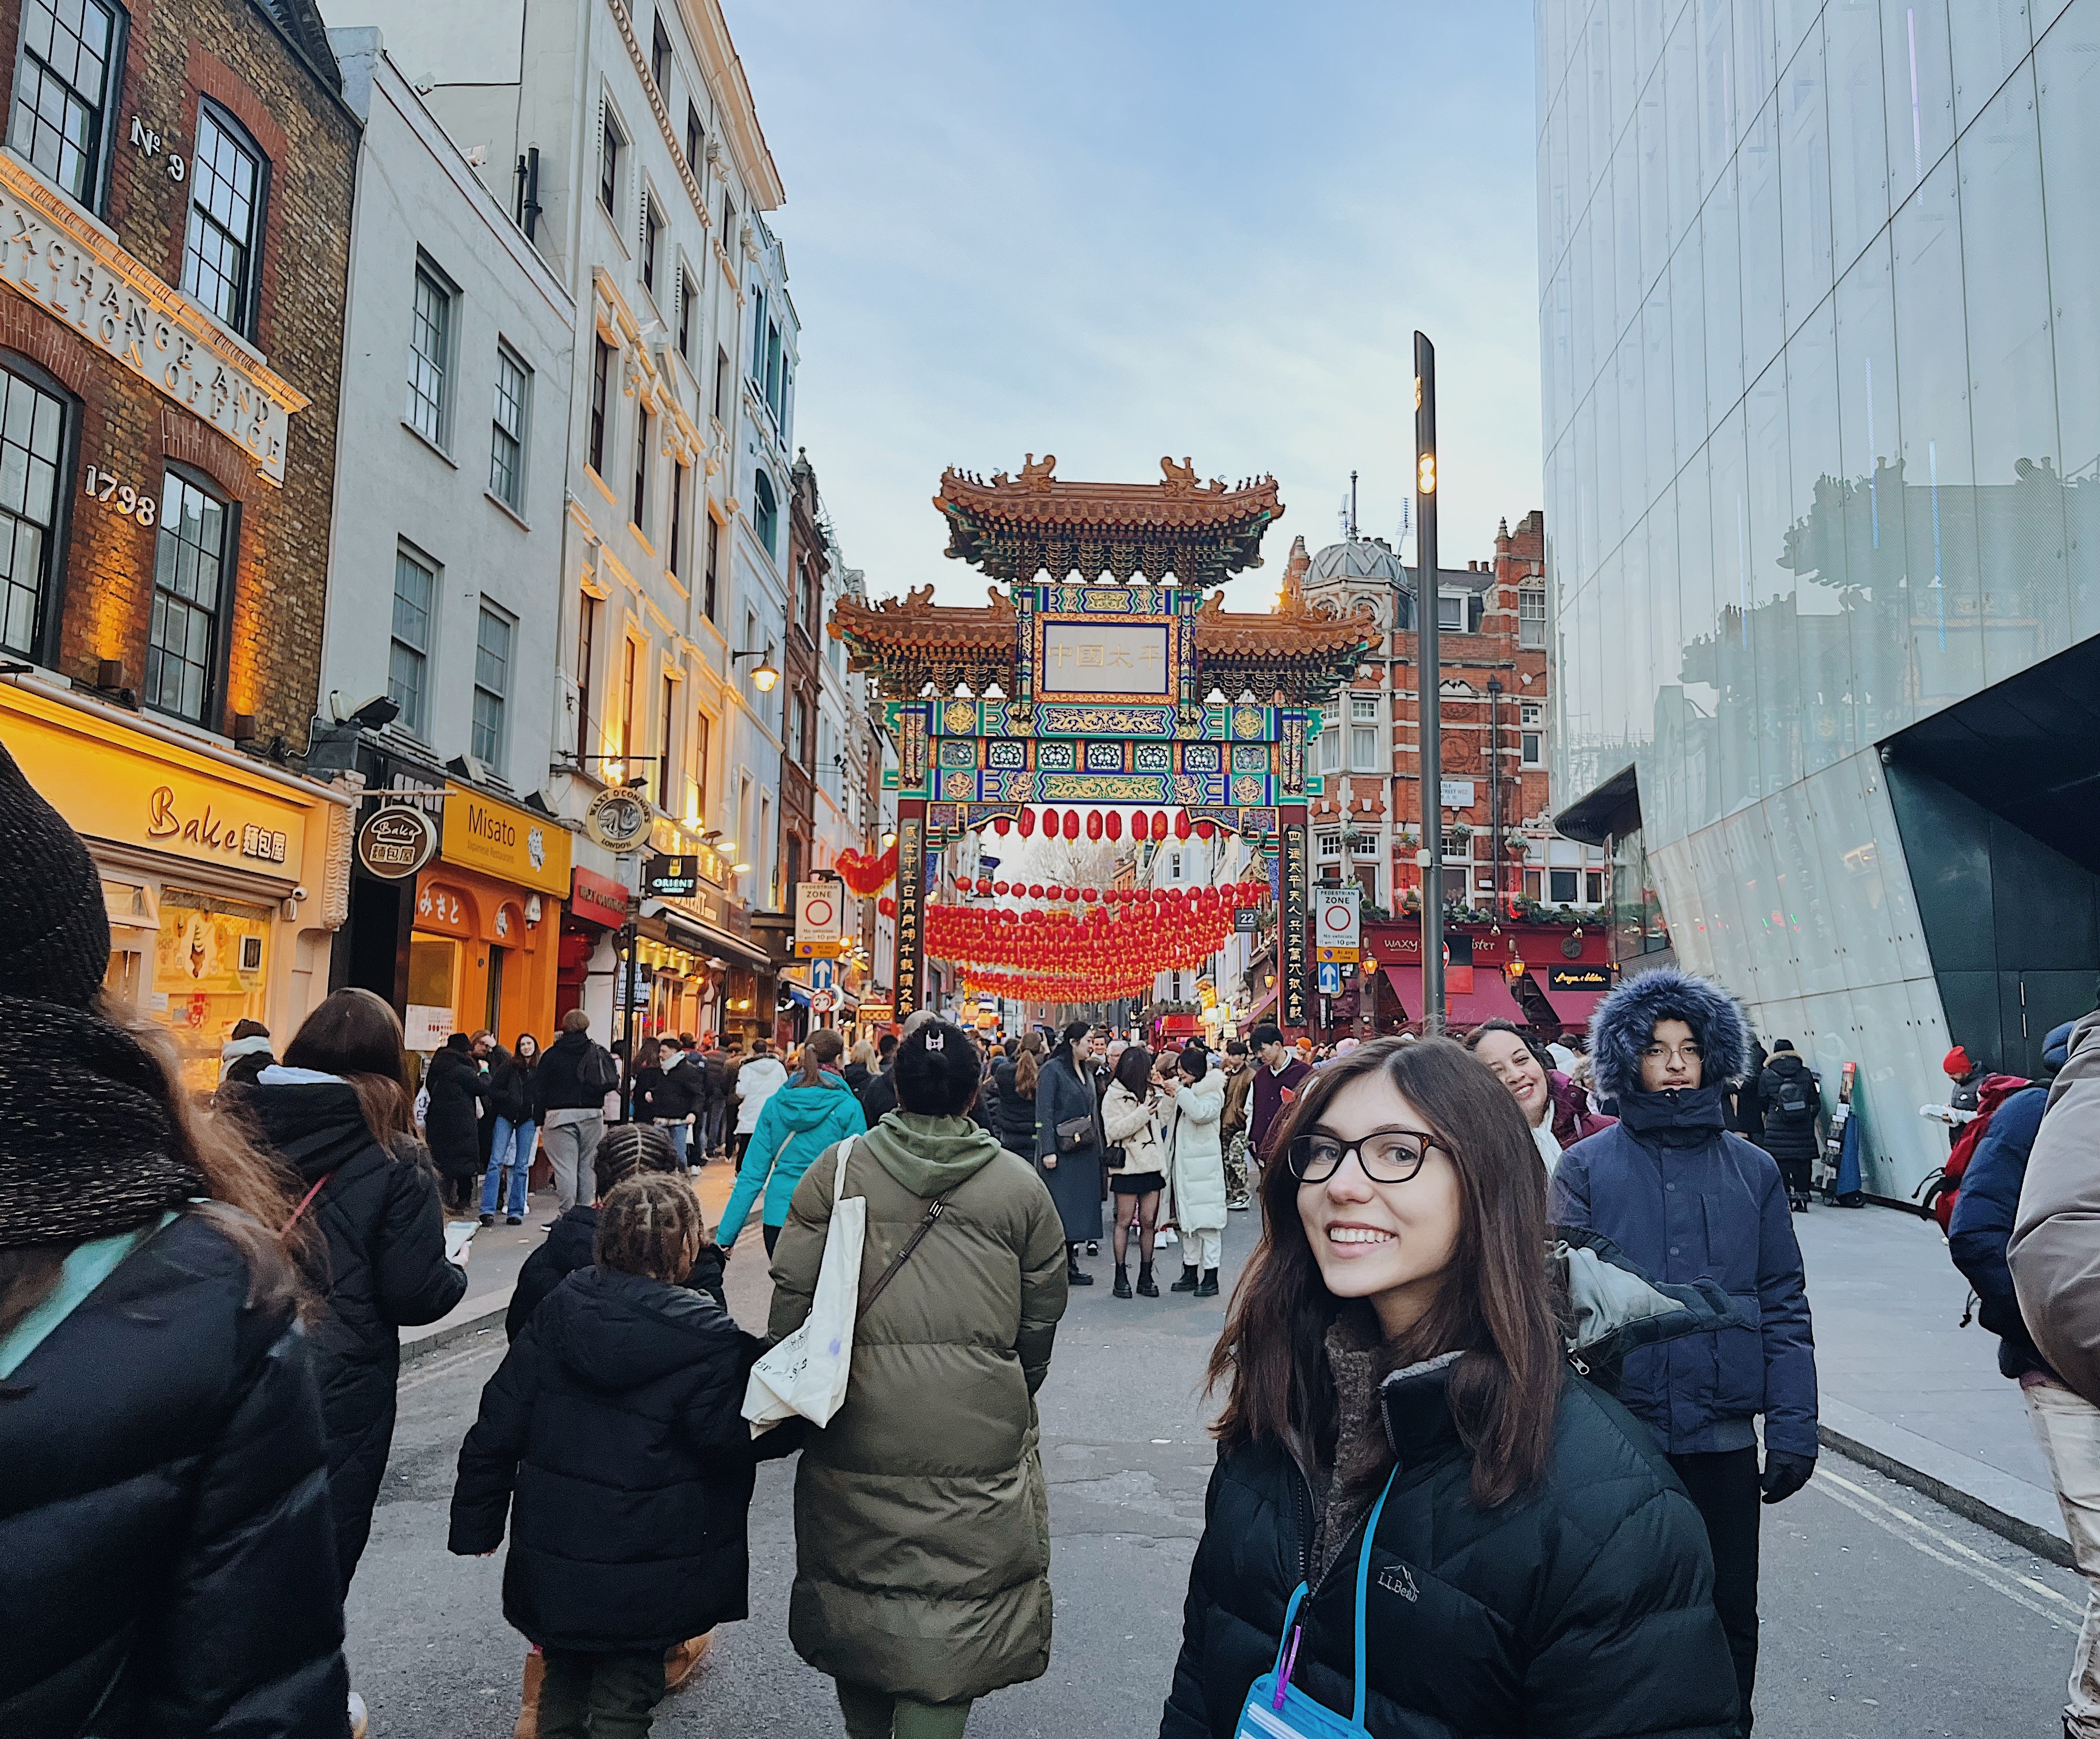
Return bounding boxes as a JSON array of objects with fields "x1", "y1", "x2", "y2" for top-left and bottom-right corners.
[
  {"x1": 1275, "y1": 1626, "x2": 1302, "y2": 1706},
  {"x1": 1568, "y1": 1353, "x2": 1590, "y2": 1376}
]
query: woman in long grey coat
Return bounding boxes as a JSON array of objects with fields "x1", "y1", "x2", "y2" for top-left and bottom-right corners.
[{"x1": 1034, "y1": 1018, "x2": 1104, "y2": 1286}]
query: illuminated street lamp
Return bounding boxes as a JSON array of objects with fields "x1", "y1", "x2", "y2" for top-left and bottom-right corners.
[{"x1": 731, "y1": 648, "x2": 780, "y2": 692}]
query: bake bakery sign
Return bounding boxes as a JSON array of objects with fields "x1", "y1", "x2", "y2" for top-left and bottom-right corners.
[{"x1": 0, "y1": 154, "x2": 308, "y2": 484}]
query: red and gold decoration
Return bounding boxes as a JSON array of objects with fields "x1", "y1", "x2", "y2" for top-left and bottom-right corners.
[{"x1": 834, "y1": 842, "x2": 898, "y2": 895}]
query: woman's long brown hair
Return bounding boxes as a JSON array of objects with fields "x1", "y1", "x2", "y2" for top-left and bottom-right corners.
[
  {"x1": 795, "y1": 1026, "x2": 846, "y2": 1088},
  {"x1": 1012, "y1": 1032, "x2": 1042, "y2": 1097},
  {"x1": 1207, "y1": 1036, "x2": 1563, "y2": 1508},
  {"x1": 283, "y1": 987, "x2": 418, "y2": 1148}
]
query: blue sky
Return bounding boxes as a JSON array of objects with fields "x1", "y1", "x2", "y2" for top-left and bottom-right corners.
[{"x1": 732, "y1": 1, "x2": 1540, "y2": 608}]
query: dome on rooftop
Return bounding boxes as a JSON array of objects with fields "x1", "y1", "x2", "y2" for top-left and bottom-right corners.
[{"x1": 1307, "y1": 535, "x2": 1409, "y2": 589}]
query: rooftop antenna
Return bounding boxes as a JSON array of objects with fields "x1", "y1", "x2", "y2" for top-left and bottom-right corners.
[
  {"x1": 1337, "y1": 491, "x2": 1351, "y2": 539},
  {"x1": 1349, "y1": 469, "x2": 1359, "y2": 539}
]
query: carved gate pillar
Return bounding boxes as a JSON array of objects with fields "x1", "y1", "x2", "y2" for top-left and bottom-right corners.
[
  {"x1": 893, "y1": 799, "x2": 927, "y2": 1015},
  {"x1": 1280, "y1": 803, "x2": 1311, "y2": 1035}
]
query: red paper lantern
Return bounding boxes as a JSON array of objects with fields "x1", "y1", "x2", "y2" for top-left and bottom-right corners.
[
  {"x1": 1028, "y1": 883, "x2": 1044, "y2": 899},
  {"x1": 975, "y1": 877, "x2": 993, "y2": 895},
  {"x1": 1174, "y1": 810, "x2": 1192, "y2": 841},
  {"x1": 1151, "y1": 811, "x2": 1169, "y2": 842},
  {"x1": 1064, "y1": 809, "x2": 1081, "y2": 841},
  {"x1": 1105, "y1": 811, "x2": 1122, "y2": 841},
  {"x1": 993, "y1": 815, "x2": 1011, "y2": 836},
  {"x1": 877, "y1": 896, "x2": 896, "y2": 918},
  {"x1": 1195, "y1": 819, "x2": 1215, "y2": 840},
  {"x1": 1087, "y1": 810, "x2": 1103, "y2": 841},
  {"x1": 1065, "y1": 886, "x2": 1081, "y2": 902},
  {"x1": 1082, "y1": 887, "x2": 1099, "y2": 902},
  {"x1": 993, "y1": 880, "x2": 1009, "y2": 895},
  {"x1": 1018, "y1": 809, "x2": 1035, "y2": 838}
]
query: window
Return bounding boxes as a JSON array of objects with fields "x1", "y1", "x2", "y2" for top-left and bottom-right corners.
[
  {"x1": 1168, "y1": 851, "x2": 1182, "y2": 879},
  {"x1": 751, "y1": 469, "x2": 777, "y2": 556},
  {"x1": 1586, "y1": 870, "x2": 1605, "y2": 903},
  {"x1": 658, "y1": 672, "x2": 676, "y2": 807},
  {"x1": 388, "y1": 547, "x2": 435, "y2": 735},
  {"x1": 1354, "y1": 831, "x2": 1379, "y2": 857},
  {"x1": 631, "y1": 405, "x2": 649, "y2": 529},
  {"x1": 0, "y1": 363, "x2": 67, "y2": 659},
  {"x1": 471, "y1": 603, "x2": 511, "y2": 770},
  {"x1": 1349, "y1": 694, "x2": 1379, "y2": 772},
  {"x1": 619, "y1": 637, "x2": 638, "y2": 768},
  {"x1": 588, "y1": 338, "x2": 612, "y2": 475},
  {"x1": 764, "y1": 322, "x2": 782, "y2": 420},
  {"x1": 1316, "y1": 830, "x2": 1341, "y2": 859},
  {"x1": 642, "y1": 194, "x2": 661, "y2": 296},
  {"x1": 599, "y1": 108, "x2": 624, "y2": 216},
  {"x1": 749, "y1": 288, "x2": 766, "y2": 378},
  {"x1": 791, "y1": 695, "x2": 808, "y2": 769},
  {"x1": 678, "y1": 270, "x2": 696, "y2": 358},
  {"x1": 1441, "y1": 830, "x2": 1468, "y2": 859},
  {"x1": 684, "y1": 102, "x2": 703, "y2": 169},
  {"x1": 182, "y1": 105, "x2": 265, "y2": 334},
  {"x1": 712, "y1": 344, "x2": 729, "y2": 424},
  {"x1": 667, "y1": 461, "x2": 686, "y2": 577},
  {"x1": 575, "y1": 589, "x2": 597, "y2": 755},
  {"x1": 1549, "y1": 868, "x2": 1581, "y2": 905},
  {"x1": 406, "y1": 262, "x2": 452, "y2": 443},
  {"x1": 702, "y1": 512, "x2": 721, "y2": 620},
  {"x1": 1521, "y1": 730, "x2": 1543, "y2": 768},
  {"x1": 1437, "y1": 593, "x2": 1463, "y2": 631},
  {"x1": 1519, "y1": 587, "x2": 1546, "y2": 649},
  {"x1": 694, "y1": 710, "x2": 710, "y2": 820},
  {"x1": 1392, "y1": 585, "x2": 1415, "y2": 631},
  {"x1": 489, "y1": 342, "x2": 528, "y2": 510},
  {"x1": 146, "y1": 473, "x2": 231, "y2": 724},
  {"x1": 650, "y1": 13, "x2": 672, "y2": 90},
  {"x1": 1520, "y1": 700, "x2": 1543, "y2": 767},
  {"x1": 11, "y1": 0, "x2": 119, "y2": 206}
]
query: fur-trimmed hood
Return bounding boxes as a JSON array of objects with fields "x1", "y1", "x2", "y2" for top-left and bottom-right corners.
[{"x1": 1588, "y1": 968, "x2": 1753, "y2": 1104}]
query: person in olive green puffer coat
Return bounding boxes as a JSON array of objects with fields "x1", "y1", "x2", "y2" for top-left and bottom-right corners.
[{"x1": 768, "y1": 1019, "x2": 1070, "y2": 1738}]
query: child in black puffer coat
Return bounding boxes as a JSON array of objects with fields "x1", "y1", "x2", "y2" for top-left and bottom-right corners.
[{"x1": 452, "y1": 1174, "x2": 797, "y2": 1734}]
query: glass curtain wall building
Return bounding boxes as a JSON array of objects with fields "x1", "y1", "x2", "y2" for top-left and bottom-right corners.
[{"x1": 1539, "y1": 1, "x2": 2100, "y2": 1198}]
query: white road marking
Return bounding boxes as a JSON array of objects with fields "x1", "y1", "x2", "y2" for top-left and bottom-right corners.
[{"x1": 1809, "y1": 1465, "x2": 2081, "y2": 1633}]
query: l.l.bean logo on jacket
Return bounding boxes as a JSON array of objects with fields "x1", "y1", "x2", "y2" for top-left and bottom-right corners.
[{"x1": 1377, "y1": 1562, "x2": 1420, "y2": 1603}]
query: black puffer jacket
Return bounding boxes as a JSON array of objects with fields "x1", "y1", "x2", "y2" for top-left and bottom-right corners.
[
  {"x1": 0, "y1": 1211, "x2": 351, "y2": 1737},
  {"x1": 1160, "y1": 1363, "x2": 1739, "y2": 1738},
  {"x1": 422, "y1": 1045, "x2": 487, "y2": 1178},
  {"x1": 506, "y1": 1203, "x2": 728, "y2": 1341},
  {"x1": 451, "y1": 1265, "x2": 798, "y2": 1650},
  {"x1": 993, "y1": 1059, "x2": 1038, "y2": 1156},
  {"x1": 487, "y1": 1049, "x2": 537, "y2": 1125},
  {"x1": 246, "y1": 1078, "x2": 468, "y2": 1587},
  {"x1": 1756, "y1": 1054, "x2": 1822, "y2": 1165}
]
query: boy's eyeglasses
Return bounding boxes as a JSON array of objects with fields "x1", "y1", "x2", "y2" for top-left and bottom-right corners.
[{"x1": 1286, "y1": 1126, "x2": 1444, "y2": 1185}]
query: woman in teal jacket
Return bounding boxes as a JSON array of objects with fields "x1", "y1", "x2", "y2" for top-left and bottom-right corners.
[{"x1": 718, "y1": 1028, "x2": 866, "y2": 1257}]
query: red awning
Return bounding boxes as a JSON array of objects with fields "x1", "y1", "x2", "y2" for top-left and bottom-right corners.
[
  {"x1": 1384, "y1": 966, "x2": 1529, "y2": 1030},
  {"x1": 1537, "y1": 983, "x2": 1608, "y2": 1032}
]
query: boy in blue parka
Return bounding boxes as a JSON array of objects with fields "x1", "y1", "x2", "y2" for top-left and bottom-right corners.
[{"x1": 1550, "y1": 968, "x2": 1817, "y2": 1737}]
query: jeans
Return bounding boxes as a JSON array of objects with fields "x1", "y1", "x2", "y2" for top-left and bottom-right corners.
[
  {"x1": 2028, "y1": 1380, "x2": 2100, "y2": 1737},
  {"x1": 835, "y1": 1680, "x2": 972, "y2": 1739},
  {"x1": 537, "y1": 1648, "x2": 666, "y2": 1739},
  {"x1": 702, "y1": 1100, "x2": 727, "y2": 1154},
  {"x1": 657, "y1": 1120, "x2": 688, "y2": 1167},
  {"x1": 1667, "y1": 1446, "x2": 1760, "y2": 1736},
  {"x1": 479, "y1": 1117, "x2": 535, "y2": 1217},
  {"x1": 541, "y1": 1113, "x2": 603, "y2": 1213}
]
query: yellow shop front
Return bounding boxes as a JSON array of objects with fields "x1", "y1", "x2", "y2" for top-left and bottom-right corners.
[{"x1": 0, "y1": 679, "x2": 353, "y2": 1094}]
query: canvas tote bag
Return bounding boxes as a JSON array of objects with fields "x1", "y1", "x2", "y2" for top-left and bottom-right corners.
[{"x1": 743, "y1": 1136, "x2": 866, "y2": 1437}]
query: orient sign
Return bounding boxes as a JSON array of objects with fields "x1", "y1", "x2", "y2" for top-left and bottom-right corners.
[
  {"x1": 0, "y1": 154, "x2": 307, "y2": 482},
  {"x1": 356, "y1": 805, "x2": 438, "y2": 880}
]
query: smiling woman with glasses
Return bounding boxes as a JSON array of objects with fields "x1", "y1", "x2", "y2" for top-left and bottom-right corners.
[{"x1": 1156, "y1": 1036, "x2": 1738, "y2": 1739}]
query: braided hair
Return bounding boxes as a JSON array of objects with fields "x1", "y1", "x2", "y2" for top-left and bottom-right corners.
[
  {"x1": 591, "y1": 1120, "x2": 679, "y2": 1202},
  {"x1": 594, "y1": 1173, "x2": 703, "y2": 1284}
]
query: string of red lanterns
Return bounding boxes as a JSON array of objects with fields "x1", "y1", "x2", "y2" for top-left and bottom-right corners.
[{"x1": 985, "y1": 807, "x2": 1227, "y2": 844}]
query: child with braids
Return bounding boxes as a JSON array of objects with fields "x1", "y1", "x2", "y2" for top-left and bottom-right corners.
[
  {"x1": 452, "y1": 1173, "x2": 798, "y2": 1736},
  {"x1": 505, "y1": 1122, "x2": 722, "y2": 1341}
]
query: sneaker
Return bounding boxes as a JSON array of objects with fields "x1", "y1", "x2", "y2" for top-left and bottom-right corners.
[
  {"x1": 477, "y1": 1213, "x2": 495, "y2": 1227},
  {"x1": 348, "y1": 1691, "x2": 369, "y2": 1739},
  {"x1": 1159, "y1": 1227, "x2": 1179, "y2": 1246},
  {"x1": 1227, "y1": 1196, "x2": 1252, "y2": 1212},
  {"x1": 506, "y1": 1215, "x2": 523, "y2": 1225},
  {"x1": 1086, "y1": 1240, "x2": 1099, "y2": 1257}
]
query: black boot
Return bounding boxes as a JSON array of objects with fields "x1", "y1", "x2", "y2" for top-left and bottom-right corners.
[
  {"x1": 1066, "y1": 1246, "x2": 1094, "y2": 1285},
  {"x1": 1137, "y1": 1260, "x2": 1159, "y2": 1298},
  {"x1": 1194, "y1": 1268, "x2": 1219, "y2": 1298},
  {"x1": 1112, "y1": 1261, "x2": 1132, "y2": 1298},
  {"x1": 1170, "y1": 1263, "x2": 1199, "y2": 1293}
]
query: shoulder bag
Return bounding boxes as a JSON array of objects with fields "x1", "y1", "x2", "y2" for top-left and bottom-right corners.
[
  {"x1": 743, "y1": 1137, "x2": 866, "y2": 1437},
  {"x1": 1055, "y1": 1063, "x2": 1099, "y2": 1154},
  {"x1": 1235, "y1": 1467, "x2": 1399, "y2": 1737}
]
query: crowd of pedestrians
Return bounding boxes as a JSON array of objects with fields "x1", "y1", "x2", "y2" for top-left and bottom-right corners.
[{"x1": 26, "y1": 725, "x2": 2100, "y2": 1736}]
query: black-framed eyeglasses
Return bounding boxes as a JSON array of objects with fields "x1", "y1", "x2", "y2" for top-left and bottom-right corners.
[{"x1": 1286, "y1": 1126, "x2": 1444, "y2": 1185}]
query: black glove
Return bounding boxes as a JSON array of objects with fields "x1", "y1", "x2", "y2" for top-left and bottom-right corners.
[{"x1": 1759, "y1": 1450, "x2": 1814, "y2": 1505}]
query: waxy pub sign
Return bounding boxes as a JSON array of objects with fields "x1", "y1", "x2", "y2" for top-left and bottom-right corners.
[{"x1": 0, "y1": 154, "x2": 308, "y2": 484}]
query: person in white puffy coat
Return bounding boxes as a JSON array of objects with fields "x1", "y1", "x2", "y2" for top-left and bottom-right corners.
[{"x1": 1168, "y1": 1046, "x2": 1228, "y2": 1298}]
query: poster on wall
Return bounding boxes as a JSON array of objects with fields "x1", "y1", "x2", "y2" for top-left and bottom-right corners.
[
  {"x1": 153, "y1": 891, "x2": 270, "y2": 1091},
  {"x1": 402, "y1": 1005, "x2": 456, "y2": 1051}
]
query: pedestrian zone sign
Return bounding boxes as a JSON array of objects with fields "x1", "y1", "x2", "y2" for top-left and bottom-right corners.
[
  {"x1": 1315, "y1": 884, "x2": 1361, "y2": 963},
  {"x1": 797, "y1": 879, "x2": 841, "y2": 942}
]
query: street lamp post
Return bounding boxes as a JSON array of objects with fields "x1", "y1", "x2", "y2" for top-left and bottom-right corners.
[
  {"x1": 1415, "y1": 331, "x2": 1444, "y2": 1035},
  {"x1": 1486, "y1": 677, "x2": 1503, "y2": 920}
]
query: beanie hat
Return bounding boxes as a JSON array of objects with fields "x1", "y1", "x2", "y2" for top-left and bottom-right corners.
[
  {"x1": 1943, "y1": 1044, "x2": 1973, "y2": 1079},
  {"x1": 1771, "y1": 1038, "x2": 1796, "y2": 1054},
  {"x1": 0, "y1": 738, "x2": 110, "y2": 1009}
]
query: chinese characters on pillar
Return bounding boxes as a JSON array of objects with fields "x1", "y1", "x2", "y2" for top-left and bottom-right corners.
[
  {"x1": 894, "y1": 812, "x2": 924, "y2": 1014},
  {"x1": 1282, "y1": 821, "x2": 1309, "y2": 1029}
]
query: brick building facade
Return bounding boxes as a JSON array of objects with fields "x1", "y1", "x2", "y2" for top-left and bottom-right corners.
[
  {"x1": 1300, "y1": 508, "x2": 1607, "y2": 919},
  {"x1": 781, "y1": 450, "x2": 824, "y2": 899},
  {"x1": 0, "y1": 0, "x2": 359, "y2": 1088}
]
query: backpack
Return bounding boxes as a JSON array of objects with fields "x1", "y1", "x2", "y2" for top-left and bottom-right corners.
[
  {"x1": 1918, "y1": 1071, "x2": 2030, "y2": 1233},
  {"x1": 581, "y1": 1043, "x2": 620, "y2": 1096},
  {"x1": 1771, "y1": 1071, "x2": 1813, "y2": 1121}
]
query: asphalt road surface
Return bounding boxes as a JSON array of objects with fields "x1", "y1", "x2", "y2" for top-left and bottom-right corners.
[{"x1": 349, "y1": 1215, "x2": 2087, "y2": 1738}]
